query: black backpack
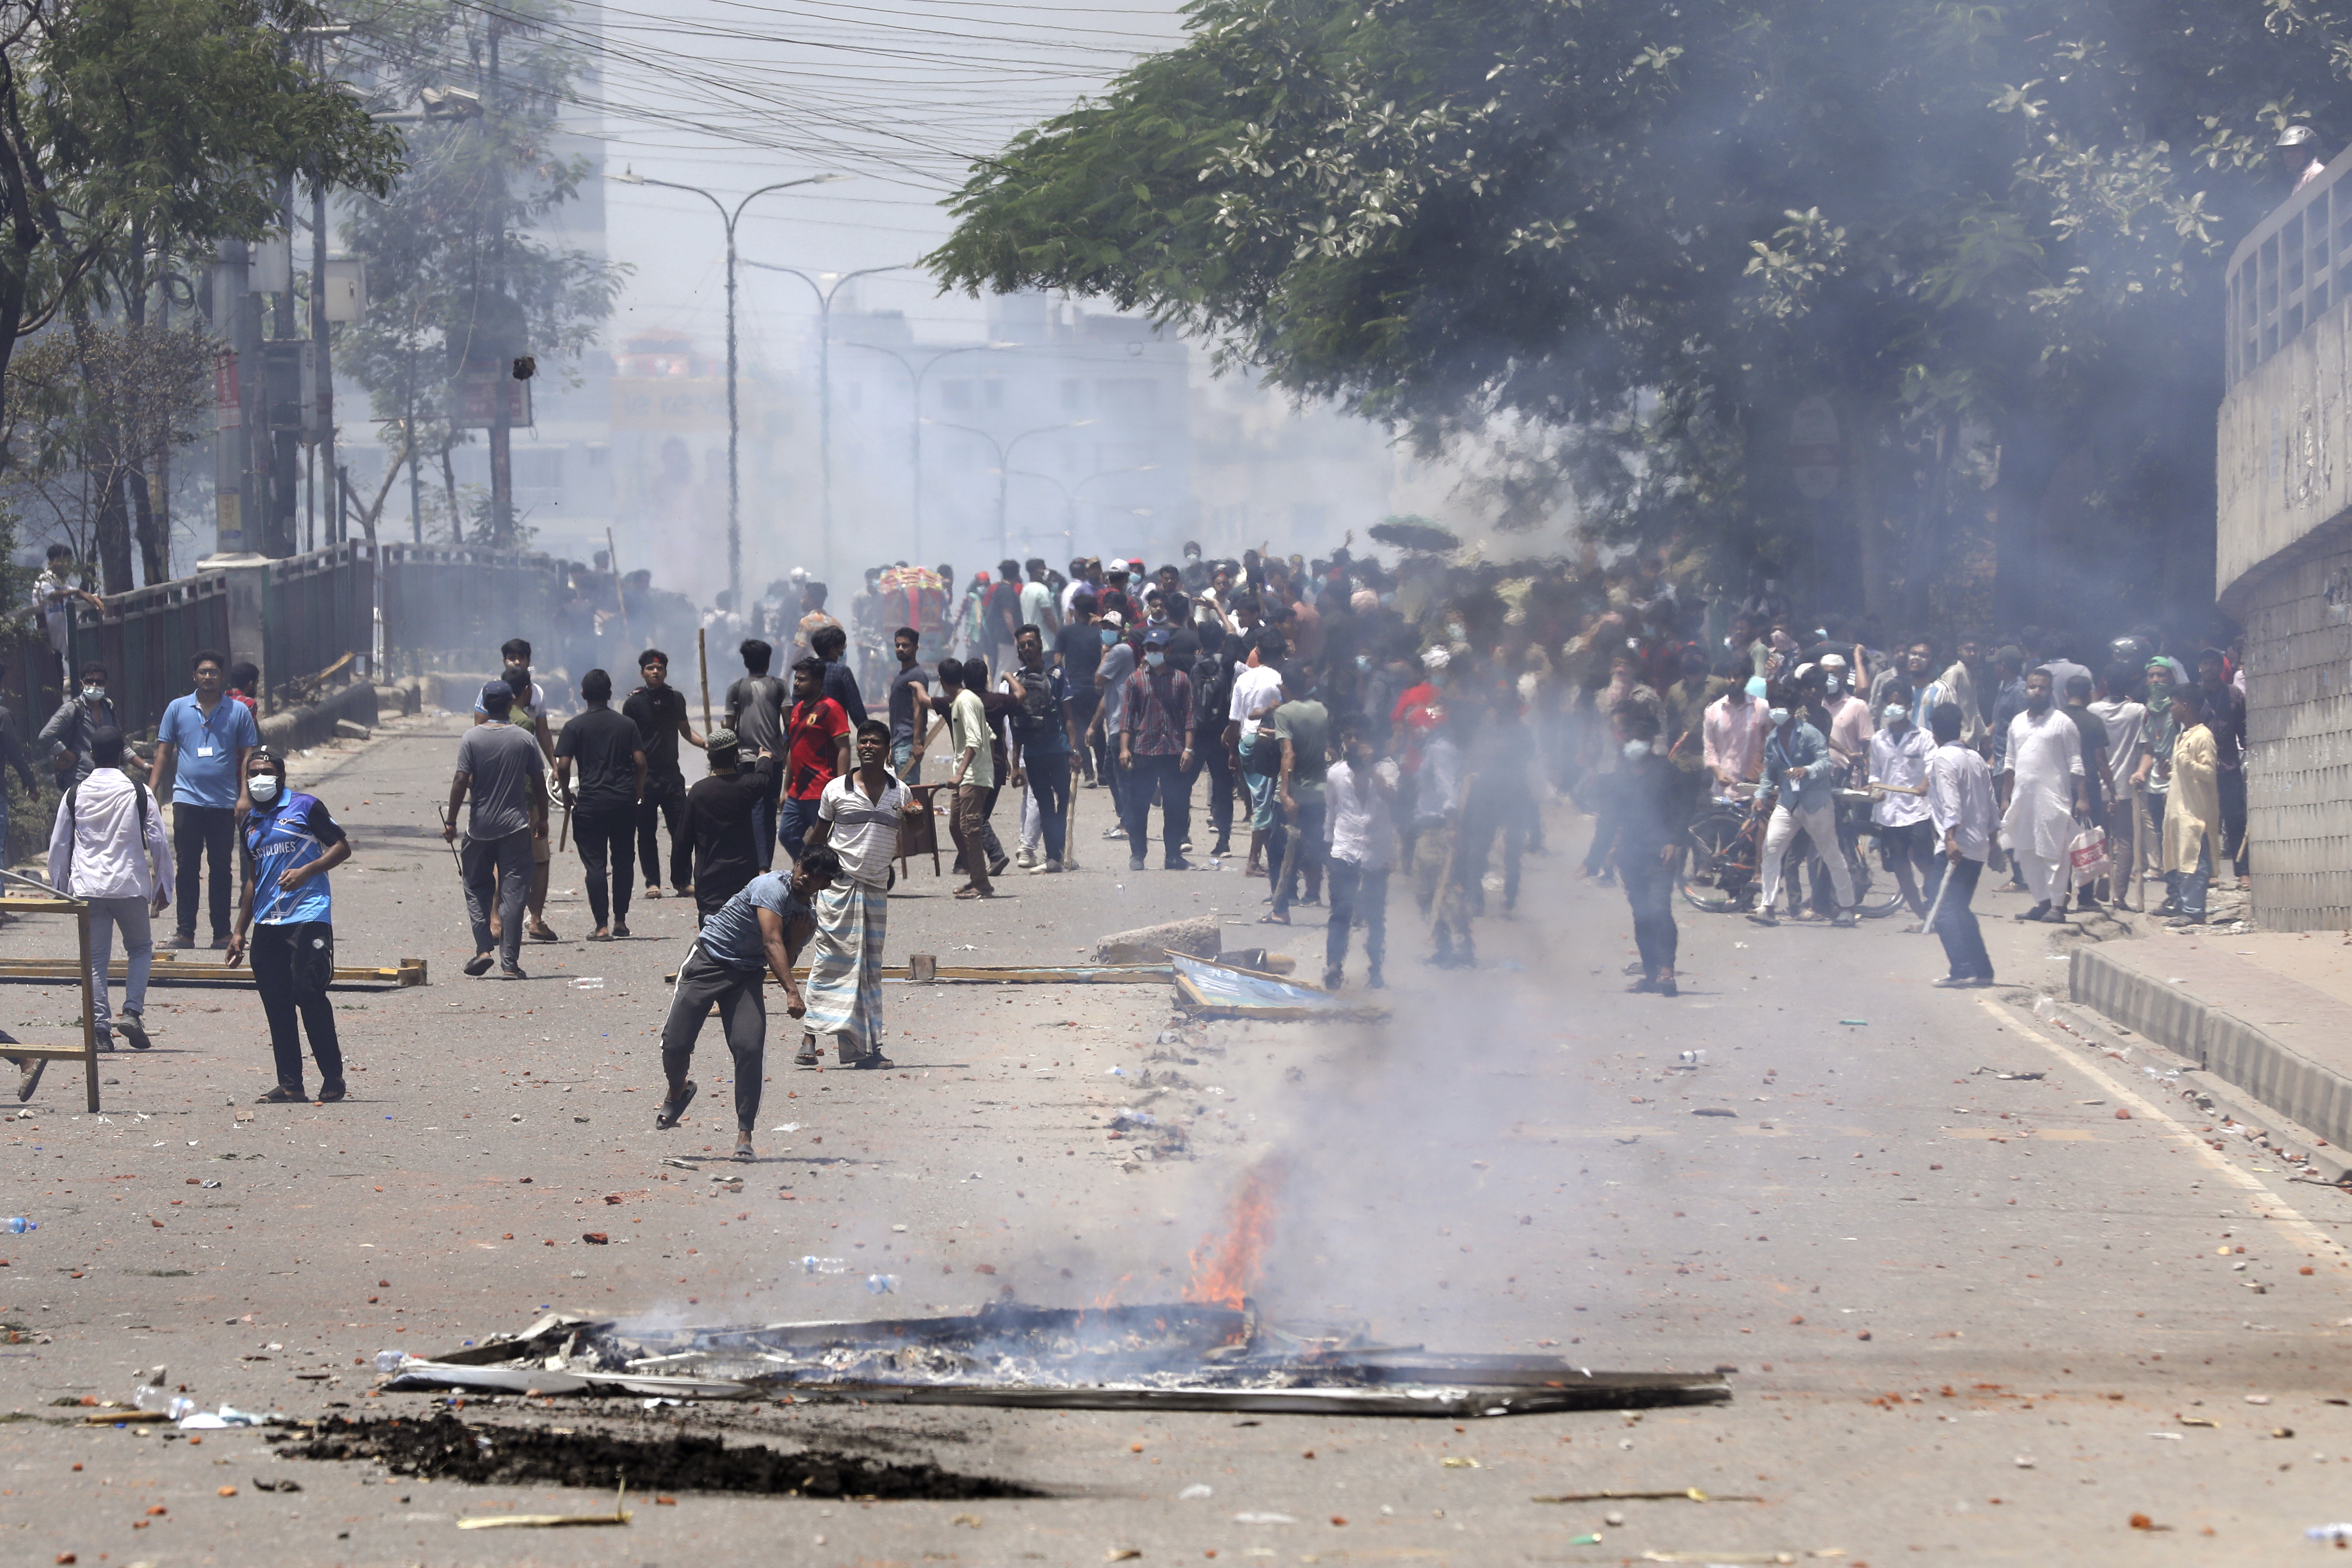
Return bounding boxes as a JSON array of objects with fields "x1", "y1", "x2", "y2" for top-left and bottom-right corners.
[{"x1": 1010, "y1": 666, "x2": 1059, "y2": 737}]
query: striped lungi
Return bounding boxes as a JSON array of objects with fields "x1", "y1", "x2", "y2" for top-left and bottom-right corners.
[{"x1": 801, "y1": 877, "x2": 887, "y2": 1053}]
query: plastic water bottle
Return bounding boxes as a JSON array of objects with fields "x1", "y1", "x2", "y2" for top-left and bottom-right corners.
[
  {"x1": 800, "y1": 1256, "x2": 847, "y2": 1275},
  {"x1": 864, "y1": 1274, "x2": 899, "y2": 1294},
  {"x1": 373, "y1": 1350, "x2": 408, "y2": 1373},
  {"x1": 0, "y1": 1218, "x2": 34, "y2": 1234}
]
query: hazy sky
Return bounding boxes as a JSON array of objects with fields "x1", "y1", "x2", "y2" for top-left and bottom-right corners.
[{"x1": 575, "y1": 0, "x2": 1190, "y2": 363}]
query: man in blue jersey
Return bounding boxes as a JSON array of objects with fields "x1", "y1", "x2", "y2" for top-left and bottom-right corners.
[
  {"x1": 656, "y1": 845, "x2": 841, "y2": 1161},
  {"x1": 228, "y1": 749, "x2": 353, "y2": 1104}
]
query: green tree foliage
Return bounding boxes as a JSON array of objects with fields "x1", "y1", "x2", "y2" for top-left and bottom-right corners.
[
  {"x1": 334, "y1": 0, "x2": 624, "y2": 548},
  {"x1": 932, "y1": 0, "x2": 2344, "y2": 626}
]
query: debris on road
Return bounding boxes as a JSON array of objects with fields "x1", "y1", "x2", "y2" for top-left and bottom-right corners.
[
  {"x1": 1533, "y1": 1488, "x2": 1764, "y2": 1504},
  {"x1": 457, "y1": 1484, "x2": 633, "y2": 1529}
]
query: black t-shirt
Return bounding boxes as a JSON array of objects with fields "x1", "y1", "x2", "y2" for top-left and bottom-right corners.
[
  {"x1": 887, "y1": 662, "x2": 930, "y2": 747},
  {"x1": 683, "y1": 756, "x2": 775, "y2": 917},
  {"x1": 555, "y1": 706, "x2": 644, "y2": 815},
  {"x1": 1055, "y1": 621, "x2": 1104, "y2": 685},
  {"x1": 987, "y1": 582, "x2": 1023, "y2": 643},
  {"x1": 623, "y1": 684, "x2": 690, "y2": 781}
]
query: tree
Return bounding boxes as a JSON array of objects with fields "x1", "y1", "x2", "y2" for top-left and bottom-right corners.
[
  {"x1": 931, "y1": 0, "x2": 2349, "y2": 627},
  {"x1": 334, "y1": 0, "x2": 624, "y2": 548}
]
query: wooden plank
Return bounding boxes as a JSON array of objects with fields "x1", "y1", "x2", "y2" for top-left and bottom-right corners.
[
  {"x1": 663, "y1": 963, "x2": 1174, "y2": 986},
  {"x1": 0, "y1": 955, "x2": 425, "y2": 988},
  {"x1": 0, "y1": 1046, "x2": 112, "y2": 1061}
]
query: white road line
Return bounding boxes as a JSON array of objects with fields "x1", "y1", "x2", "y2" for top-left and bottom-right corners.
[{"x1": 1975, "y1": 994, "x2": 2349, "y2": 1266}]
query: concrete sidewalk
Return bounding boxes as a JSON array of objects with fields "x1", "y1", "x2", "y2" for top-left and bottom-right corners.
[{"x1": 2071, "y1": 929, "x2": 2352, "y2": 1150}]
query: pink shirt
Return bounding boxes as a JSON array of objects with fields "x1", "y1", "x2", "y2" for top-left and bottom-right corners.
[{"x1": 1702, "y1": 695, "x2": 1770, "y2": 784}]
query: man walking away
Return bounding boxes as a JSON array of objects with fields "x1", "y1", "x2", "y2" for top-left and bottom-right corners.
[
  {"x1": 1265, "y1": 657, "x2": 1330, "y2": 917},
  {"x1": 885, "y1": 626, "x2": 931, "y2": 780},
  {"x1": 1865, "y1": 695, "x2": 1937, "y2": 920},
  {"x1": 624, "y1": 648, "x2": 703, "y2": 900},
  {"x1": 446, "y1": 681, "x2": 546, "y2": 980},
  {"x1": 657, "y1": 847, "x2": 840, "y2": 1161},
  {"x1": 811, "y1": 624, "x2": 869, "y2": 727},
  {"x1": 1997, "y1": 670, "x2": 2086, "y2": 924},
  {"x1": 1924, "y1": 702, "x2": 1996, "y2": 986},
  {"x1": 1119, "y1": 627, "x2": 1195, "y2": 872},
  {"x1": 725, "y1": 638, "x2": 788, "y2": 872},
  {"x1": 683, "y1": 728, "x2": 776, "y2": 922},
  {"x1": 1599, "y1": 703, "x2": 1681, "y2": 995},
  {"x1": 229, "y1": 748, "x2": 352, "y2": 1102},
  {"x1": 1323, "y1": 710, "x2": 1397, "y2": 990},
  {"x1": 474, "y1": 642, "x2": 561, "y2": 942},
  {"x1": 39, "y1": 662, "x2": 121, "y2": 789},
  {"x1": 800, "y1": 720, "x2": 908, "y2": 1067},
  {"x1": 942, "y1": 658, "x2": 996, "y2": 899},
  {"x1": 1412, "y1": 699, "x2": 1475, "y2": 967},
  {"x1": 1748, "y1": 685, "x2": 1858, "y2": 927},
  {"x1": 779, "y1": 654, "x2": 853, "y2": 864},
  {"x1": 151, "y1": 650, "x2": 258, "y2": 951},
  {"x1": 1054, "y1": 595, "x2": 1103, "y2": 788},
  {"x1": 2089, "y1": 663, "x2": 2150, "y2": 910},
  {"x1": 1224, "y1": 629, "x2": 1287, "y2": 877},
  {"x1": 554, "y1": 668, "x2": 644, "y2": 940},
  {"x1": 1007, "y1": 625, "x2": 1074, "y2": 872},
  {"x1": 2161, "y1": 687, "x2": 2223, "y2": 929},
  {"x1": 43, "y1": 727, "x2": 170, "y2": 1065}
]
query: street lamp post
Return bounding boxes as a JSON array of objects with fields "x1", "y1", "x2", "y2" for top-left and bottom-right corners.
[
  {"x1": 607, "y1": 168, "x2": 843, "y2": 608},
  {"x1": 742, "y1": 261, "x2": 905, "y2": 591},
  {"x1": 924, "y1": 420, "x2": 1093, "y2": 565},
  {"x1": 1008, "y1": 465, "x2": 1160, "y2": 553},
  {"x1": 836, "y1": 340, "x2": 1015, "y2": 565}
]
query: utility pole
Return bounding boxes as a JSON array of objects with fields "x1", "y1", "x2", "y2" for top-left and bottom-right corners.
[
  {"x1": 485, "y1": 20, "x2": 512, "y2": 547},
  {"x1": 313, "y1": 178, "x2": 335, "y2": 546}
]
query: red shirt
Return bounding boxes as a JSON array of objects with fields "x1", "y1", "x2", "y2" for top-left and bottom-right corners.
[{"x1": 785, "y1": 697, "x2": 851, "y2": 800}]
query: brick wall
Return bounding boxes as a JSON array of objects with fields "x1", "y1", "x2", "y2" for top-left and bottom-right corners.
[{"x1": 2242, "y1": 544, "x2": 2352, "y2": 929}]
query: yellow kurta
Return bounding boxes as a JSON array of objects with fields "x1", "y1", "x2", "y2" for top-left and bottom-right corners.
[{"x1": 2163, "y1": 723, "x2": 2223, "y2": 874}]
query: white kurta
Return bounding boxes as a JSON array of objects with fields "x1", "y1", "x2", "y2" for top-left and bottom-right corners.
[{"x1": 2000, "y1": 707, "x2": 2084, "y2": 863}]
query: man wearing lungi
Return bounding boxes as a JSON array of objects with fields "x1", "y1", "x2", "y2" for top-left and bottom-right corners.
[{"x1": 796, "y1": 718, "x2": 910, "y2": 1068}]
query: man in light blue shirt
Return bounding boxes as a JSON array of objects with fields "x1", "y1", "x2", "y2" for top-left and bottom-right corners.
[{"x1": 151, "y1": 649, "x2": 260, "y2": 950}]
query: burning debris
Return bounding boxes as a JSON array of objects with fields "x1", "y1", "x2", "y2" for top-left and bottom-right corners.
[{"x1": 381, "y1": 1301, "x2": 1731, "y2": 1419}]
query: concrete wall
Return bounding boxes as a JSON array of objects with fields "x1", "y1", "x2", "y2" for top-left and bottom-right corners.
[{"x1": 2237, "y1": 545, "x2": 2352, "y2": 928}]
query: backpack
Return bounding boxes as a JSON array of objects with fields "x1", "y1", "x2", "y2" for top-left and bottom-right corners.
[{"x1": 1010, "y1": 665, "x2": 1059, "y2": 737}]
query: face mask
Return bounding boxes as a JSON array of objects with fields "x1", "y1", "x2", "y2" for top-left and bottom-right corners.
[
  {"x1": 1622, "y1": 738, "x2": 1651, "y2": 762},
  {"x1": 1444, "y1": 622, "x2": 1466, "y2": 643},
  {"x1": 1355, "y1": 653, "x2": 1371, "y2": 670},
  {"x1": 1768, "y1": 707, "x2": 1791, "y2": 727},
  {"x1": 1883, "y1": 704, "x2": 1908, "y2": 724},
  {"x1": 80, "y1": 686, "x2": 103, "y2": 704},
  {"x1": 248, "y1": 775, "x2": 280, "y2": 804},
  {"x1": 1745, "y1": 676, "x2": 1768, "y2": 700},
  {"x1": 1145, "y1": 651, "x2": 1166, "y2": 669},
  {"x1": 1100, "y1": 629, "x2": 1118, "y2": 646},
  {"x1": 1823, "y1": 675, "x2": 1843, "y2": 696}
]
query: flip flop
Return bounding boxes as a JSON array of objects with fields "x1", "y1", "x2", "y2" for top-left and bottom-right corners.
[
  {"x1": 654, "y1": 1079, "x2": 699, "y2": 1129},
  {"x1": 1256, "y1": 913, "x2": 1289, "y2": 925},
  {"x1": 954, "y1": 886, "x2": 992, "y2": 900}
]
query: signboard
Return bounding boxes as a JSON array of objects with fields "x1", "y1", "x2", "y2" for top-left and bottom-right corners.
[
  {"x1": 451, "y1": 374, "x2": 532, "y2": 430},
  {"x1": 610, "y1": 376, "x2": 727, "y2": 434},
  {"x1": 1789, "y1": 395, "x2": 1842, "y2": 500},
  {"x1": 213, "y1": 351, "x2": 241, "y2": 429}
]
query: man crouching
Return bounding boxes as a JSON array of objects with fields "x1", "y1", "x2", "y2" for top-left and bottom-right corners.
[{"x1": 656, "y1": 845, "x2": 842, "y2": 1161}]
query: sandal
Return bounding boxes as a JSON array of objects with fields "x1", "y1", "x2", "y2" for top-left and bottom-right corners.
[
  {"x1": 1256, "y1": 913, "x2": 1289, "y2": 925},
  {"x1": 953, "y1": 886, "x2": 992, "y2": 899},
  {"x1": 255, "y1": 1084, "x2": 306, "y2": 1104},
  {"x1": 654, "y1": 1079, "x2": 698, "y2": 1129}
]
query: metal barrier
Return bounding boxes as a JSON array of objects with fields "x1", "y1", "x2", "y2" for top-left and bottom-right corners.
[
  {"x1": 375, "y1": 542, "x2": 562, "y2": 676},
  {"x1": 262, "y1": 542, "x2": 374, "y2": 699}
]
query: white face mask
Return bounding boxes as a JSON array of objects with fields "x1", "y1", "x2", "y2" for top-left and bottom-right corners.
[
  {"x1": 80, "y1": 685, "x2": 104, "y2": 705},
  {"x1": 1621, "y1": 738, "x2": 1652, "y2": 762},
  {"x1": 1145, "y1": 651, "x2": 1166, "y2": 669},
  {"x1": 1883, "y1": 704, "x2": 1909, "y2": 724},
  {"x1": 1768, "y1": 707, "x2": 1791, "y2": 727},
  {"x1": 248, "y1": 775, "x2": 280, "y2": 804}
]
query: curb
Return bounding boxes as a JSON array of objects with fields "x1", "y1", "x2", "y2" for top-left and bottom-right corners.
[{"x1": 2068, "y1": 943, "x2": 2352, "y2": 1162}]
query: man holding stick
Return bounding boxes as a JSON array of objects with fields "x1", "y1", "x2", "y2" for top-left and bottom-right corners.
[{"x1": 797, "y1": 719, "x2": 908, "y2": 1068}]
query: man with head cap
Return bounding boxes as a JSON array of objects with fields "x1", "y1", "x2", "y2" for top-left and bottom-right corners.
[
  {"x1": 682, "y1": 725, "x2": 778, "y2": 923},
  {"x1": 1997, "y1": 669, "x2": 2088, "y2": 923}
]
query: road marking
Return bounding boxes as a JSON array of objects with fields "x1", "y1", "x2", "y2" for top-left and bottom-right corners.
[{"x1": 1975, "y1": 995, "x2": 2348, "y2": 1264}]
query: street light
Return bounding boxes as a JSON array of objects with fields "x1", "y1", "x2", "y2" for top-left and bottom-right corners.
[
  {"x1": 607, "y1": 166, "x2": 845, "y2": 607},
  {"x1": 1007, "y1": 465, "x2": 1160, "y2": 553},
  {"x1": 836, "y1": 340, "x2": 1017, "y2": 564},
  {"x1": 923, "y1": 419, "x2": 1092, "y2": 564},
  {"x1": 741, "y1": 259, "x2": 907, "y2": 589}
]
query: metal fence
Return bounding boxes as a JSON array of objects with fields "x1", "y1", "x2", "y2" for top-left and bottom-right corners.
[
  {"x1": 375, "y1": 542, "x2": 562, "y2": 677},
  {"x1": 261, "y1": 542, "x2": 375, "y2": 699}
]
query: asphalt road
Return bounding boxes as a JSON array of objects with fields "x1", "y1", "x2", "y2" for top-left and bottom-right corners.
[{"x1": 1, "y1": 708, "x2": 2348, "y2": 1565}]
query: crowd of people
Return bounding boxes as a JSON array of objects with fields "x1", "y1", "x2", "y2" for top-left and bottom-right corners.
[{"x1": 3, "y1": 538, "x2": 2254, "y2": 1136}]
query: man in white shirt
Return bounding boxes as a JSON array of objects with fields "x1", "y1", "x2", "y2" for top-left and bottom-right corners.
[
  {"x1": 798, "y1": 719, "x2": 908, "y2": 1068},
  {"x1": 1998, "y1": 670, "x2": 2088, "y2": 922},
  {"x1": 1925, "y1": 701, "x2": 1996, "y2": 986},
  {"x1": 44, "y1": 726, "x2": 172, "y2": 1062},
  {"x1": 1322, "y1": 711, "x2": 1398, "y2": 991},
  {"x1": 1701, "y1": 669, "x2": 1770, "y2": 791},
  {"x1": 1223, "y1": 628, "x2": 1287, "y2": 876},
  {"x1": 1866, "y1": 698, "x2": 1937, "y2": 921},
  {"x1": 1018, "y1": 558, "x2": 1058, "y2": 638},
  {"x1": 1410, "y1": 710, "x2": 1472, "y2": 967}
]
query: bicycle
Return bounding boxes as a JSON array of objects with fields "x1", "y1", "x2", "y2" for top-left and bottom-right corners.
[{"x1": 1679, "y1": 783, "x2": 1902, "y2": 917}]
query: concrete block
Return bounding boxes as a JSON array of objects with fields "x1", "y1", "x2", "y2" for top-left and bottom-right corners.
[{"x1": 1093, "y1": 915, "x2": 1221, "y2": 965}]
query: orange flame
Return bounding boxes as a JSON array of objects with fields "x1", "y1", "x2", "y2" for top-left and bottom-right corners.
[{"x1": 1185, "y1": 1157, "x2": 1284, "y2": 1310}]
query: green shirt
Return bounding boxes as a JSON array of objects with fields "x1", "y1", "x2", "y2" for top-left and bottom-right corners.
[{"x1": 1272, "y1": 697, "x2": 1331, "y2": 806}]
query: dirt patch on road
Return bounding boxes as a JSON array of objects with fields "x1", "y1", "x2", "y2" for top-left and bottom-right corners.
[{"x1": 272, "y1": 1413, "x2": 1038, "y2": 1499}]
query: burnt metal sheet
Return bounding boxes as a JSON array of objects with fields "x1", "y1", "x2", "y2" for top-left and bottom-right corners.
[{"x1": 1170, "y1": 953, "x2": 1389, "y2": 1022}]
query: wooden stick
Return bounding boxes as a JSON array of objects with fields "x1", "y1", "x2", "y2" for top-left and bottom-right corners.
[
  {"x1": 605, "y1": 527, "x2": 630, "y2": 640},
  {"x1": 697, "y1": 625, "x2": 712, "y2": 735}
]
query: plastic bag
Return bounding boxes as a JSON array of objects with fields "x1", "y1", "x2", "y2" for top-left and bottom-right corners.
[{"x1": 2067, "y1": 825, "x2": 2112, "y2": 884}]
